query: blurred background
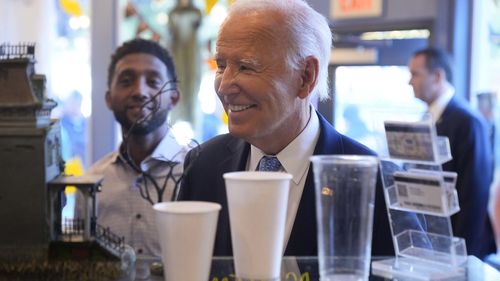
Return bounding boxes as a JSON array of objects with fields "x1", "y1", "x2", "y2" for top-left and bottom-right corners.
[{"x1": 1, "y1": 0, "x2": 499, "y2": 218}]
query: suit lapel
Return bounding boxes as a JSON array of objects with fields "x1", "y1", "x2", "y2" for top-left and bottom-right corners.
[
  {"x1": 285, "y1": 112, "x2": 344, "y2": 255},
  {"x1": 435, "y1": 96, "x2": 456, "y2": 129},
  {"x1": 213, "y1": 136, "x2": 250, "y2": 255},
  {"x1": 215, "y1": 136, "x2": 250, "y2": 202},
  {"x1": 221, "y1": 136, "x2": 250, "y2": 172}
]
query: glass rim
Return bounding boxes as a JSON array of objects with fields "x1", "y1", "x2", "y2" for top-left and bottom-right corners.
[
  {"x1": 310, "y1": 155, "x2": 378, "y2": 165},
  {"x1": 223, "y1": 171, "x2": 293, "y2": 180},
  {"x1": 153, "y1": 201, "x2": 221, "y2": 214}
]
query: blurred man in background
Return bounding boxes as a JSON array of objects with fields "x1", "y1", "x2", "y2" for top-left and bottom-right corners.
[{"x1": 408, "y1": 47, "x2": 495, "y2": 259}]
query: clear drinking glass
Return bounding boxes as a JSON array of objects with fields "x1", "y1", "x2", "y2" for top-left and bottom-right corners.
[{"x1": 310, "y1": 155, "x2": 378, "y2": 281}]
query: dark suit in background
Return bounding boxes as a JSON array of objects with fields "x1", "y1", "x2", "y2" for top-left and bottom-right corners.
[
  {"x1": 409, "y1": 47, "x2": 496, "y2": 259},
  {"x1": 178, "y1": 112, "x2": 394, "y2": 257},
  {"x1": 437, "y1": 96, "x2": 495, "y2": 259}
]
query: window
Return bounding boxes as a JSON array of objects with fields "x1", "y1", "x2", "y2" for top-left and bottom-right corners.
[{"x1": 333, "y1": 66, "x2": 426, "y2": 155}]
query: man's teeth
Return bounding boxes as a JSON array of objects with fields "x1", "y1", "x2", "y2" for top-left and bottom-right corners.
[{"x1": 229, "y1": 104, "x2": 253, "y2": 112}]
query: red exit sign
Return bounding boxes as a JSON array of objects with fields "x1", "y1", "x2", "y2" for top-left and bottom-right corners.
[{"x1": 331, "y1": 0, "x2": 383, "y2": 19}]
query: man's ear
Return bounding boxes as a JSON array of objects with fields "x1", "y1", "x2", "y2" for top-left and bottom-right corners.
[
  {"x1": 434, "y1": 68, "x2": 446, "y2": 83},
  {"x1": 169, "y1": 89, "x2": 180, "y2": 108},
  {"x1": 105, "y1": 90, "x2": 112, "y2": 110},
  {"x1": 298, "y1": 56, "x2": 319, "y2": 99}
]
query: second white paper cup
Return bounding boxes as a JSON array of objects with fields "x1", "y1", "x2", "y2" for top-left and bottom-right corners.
[{"x1": 224, "y1": 171, "x2": 292, "y2": 280}]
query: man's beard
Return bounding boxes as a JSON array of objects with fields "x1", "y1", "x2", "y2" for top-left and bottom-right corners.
[{"x1": 114, "y1": 108, "x2": 168, "y2": 136}]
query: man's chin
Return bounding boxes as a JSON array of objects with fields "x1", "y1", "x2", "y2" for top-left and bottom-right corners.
[
  {"x1": 116, "y1": 109, "x2": 168, "y2": 136},
  {"x1": 129, "y1": 126, "x2": 152, "y2": 135},
  {"x1": 120, "y1": 120, "x2": 154, "y2": 136},
  {"x1": 228, "y1": 125, "x2": 255, "y2": 140}
]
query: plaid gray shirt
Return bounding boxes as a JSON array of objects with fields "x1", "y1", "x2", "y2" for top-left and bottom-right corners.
[{"x1": 80, "y1": 130, "x2": 189, "y2": 257}]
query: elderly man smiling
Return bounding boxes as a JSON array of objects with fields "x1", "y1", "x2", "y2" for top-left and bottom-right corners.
[{"x1": 177, "y1": 0, "x2": 393, "y2": 257}]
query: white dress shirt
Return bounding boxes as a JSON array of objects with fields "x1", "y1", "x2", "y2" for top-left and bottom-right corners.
[
  {"x1": 247, "y1": 105, "x2": 320, "y2": 248},
  {"x1": 428, "y1": 86, "x2": 454, "y2": 123},
  {"x1": 85, "y1": 129, "x2": 189, "y2": 257}
]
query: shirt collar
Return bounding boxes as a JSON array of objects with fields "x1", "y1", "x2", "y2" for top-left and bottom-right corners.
[
  {"x1": 428, "y1": 86, "x2": 454, "y2": 122},
  {"x1": 148, "y1": 129, "x2": 188, "y2": 163},
  {"x1": 115, "y1": 129, "x2": 188, "y2": 170},
  {"x1": 250, "y1": 105, "x2": 320, "y2": 184}
]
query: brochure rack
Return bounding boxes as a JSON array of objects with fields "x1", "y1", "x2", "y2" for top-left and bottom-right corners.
[{"x1": 371, "y1": 118, "x2": 467, "y2": 280}]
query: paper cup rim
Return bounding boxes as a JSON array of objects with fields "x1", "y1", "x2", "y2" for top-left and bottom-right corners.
[
  {"x1": 153, "y1": 201, "x2": 221, "y2": 214},
  {"x1": 310, "y1": 155, "x2": 378, "y2": 165},
  {"x1": 223, "y1": 171, "x2": 293, "y2": 180}
]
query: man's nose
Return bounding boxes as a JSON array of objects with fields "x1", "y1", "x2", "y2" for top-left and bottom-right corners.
[
  {"x1": 216, "y1": 66, "x2": 238, "y2": 95},
  {"x1": 131, "y1": 78, "x2": 150, "y2": 99}
]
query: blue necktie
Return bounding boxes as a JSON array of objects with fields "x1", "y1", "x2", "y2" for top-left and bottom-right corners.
[{"x1": 258, "y1": 156, "x2": 282, "y2": 172}]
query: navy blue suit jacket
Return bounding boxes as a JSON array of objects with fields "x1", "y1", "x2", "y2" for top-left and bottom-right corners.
[
  {"x1": 178, "y1": 112, "x2": 394, "y2": 256},
  {"x1": 436, "y1": 97, "x2": 496, "y2": 259}
]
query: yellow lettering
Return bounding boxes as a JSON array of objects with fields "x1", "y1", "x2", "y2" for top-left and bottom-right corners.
[
  {"x1": 228, "y1": 273, "x2": 243, "y2": 281},
  {"x1": 285, "y1": 271, "x2": 298, "y2": 281},
  {"x1": 212, "y1": 272, "x2": 310, "y2": 281},
  {"x1": 211, "y1": 277, "x2": 230, "y2": 281}
]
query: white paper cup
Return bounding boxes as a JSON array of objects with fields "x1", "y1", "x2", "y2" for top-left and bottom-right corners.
[
  {"x1": 153, "y1": 201, "x2": 221, "y2": 281},
  {"x1": 223, "y1": 171, "x2": 292, "y2": 280}
]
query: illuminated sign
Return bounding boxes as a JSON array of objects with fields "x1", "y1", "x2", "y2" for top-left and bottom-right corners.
[{"x1": 331, "y1": 0, "x2": 383, "y2": 19}]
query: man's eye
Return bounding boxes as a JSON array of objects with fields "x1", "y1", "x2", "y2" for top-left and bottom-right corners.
[
  {"x1": 149, "y1": 78, "x2": 163, "y2": 88},
  {"x1": 118, "y1": 76, "x2": 132, "y2": 86},
  {"x1": 239, "y1": 65, "x2": 254, "y2": 72},
  {"x1": 216, "y1": 64, "x2": 226, "y2": 74}
]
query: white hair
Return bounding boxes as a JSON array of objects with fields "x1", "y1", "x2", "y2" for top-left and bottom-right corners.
[{"x1": 226, "y1": 0, "x2": 332, "y2": 101}]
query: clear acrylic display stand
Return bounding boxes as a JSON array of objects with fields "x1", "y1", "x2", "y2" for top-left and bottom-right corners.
[{"x1": 371, "y1": 118, "x2": 468, "y2": 280}]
